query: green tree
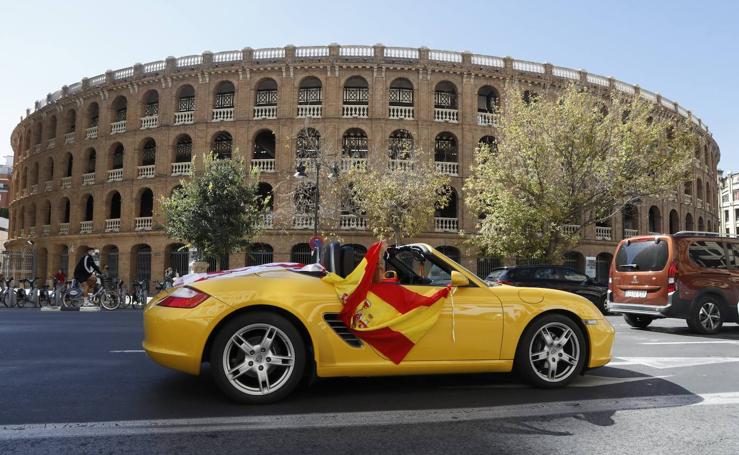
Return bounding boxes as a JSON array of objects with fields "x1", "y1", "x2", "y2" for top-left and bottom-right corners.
[
  {"x1": 340, "y1": 156, "x2": 451, "y2": 245},
  {"x1": 161, "y1": 153, "x2": 266, "y2": 264},
  {"x1": 465, "y1": 84, "x2": 699, "y2": 263}
]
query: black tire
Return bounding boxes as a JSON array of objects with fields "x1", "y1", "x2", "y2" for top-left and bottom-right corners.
[
  {"x1": 515, "y1": 313, "x2": 586, "y2": 388},
  {"x1": 2, "y1": 291, "x2": 11, "y2": 308},
  {"x1": 623, "y1": 313, "x2": 654, "y2": 329},
  {"x1": 210, "y1": 311, "x2": 306, "y2": 404},
  {"x1": 583, "y1": 294, "x2": 608, "y2": 315},
  {"x1": 16, "y1": 291, "x2": 26, "y2": 308},
  {"x1": 686, "y1": 295, "x2": 723, "y2": 335},
  {"x1": 100, "y1": 292, "x2": 120, "y2": 311},
  {"x1": 62, "y1": 292, "x2": 82, "y2": 309}
]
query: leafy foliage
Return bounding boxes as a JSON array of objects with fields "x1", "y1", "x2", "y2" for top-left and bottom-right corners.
[
  {"x1": 465, "y1": 84, "x2": 699, "y2": 262},
  {"x1": 340, "y1": 157, "x2": 451, "y2": 244},
  {"x1": 161, "y1": 154, "x2": 265, "y2": 261}
]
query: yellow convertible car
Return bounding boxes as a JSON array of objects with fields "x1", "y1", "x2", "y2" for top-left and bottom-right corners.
[{"x1": 143, "y1": 243, "x2": 614, "y2": 404}]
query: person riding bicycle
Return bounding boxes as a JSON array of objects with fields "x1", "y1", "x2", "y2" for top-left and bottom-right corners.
[
  {"x1": 73, "y1": 249, "x2": 101, "y2": 305},
  {"x1": 99, "y1": 265, "x2": 115, "y2": 291}
]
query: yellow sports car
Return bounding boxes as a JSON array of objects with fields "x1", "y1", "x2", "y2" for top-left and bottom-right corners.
[{"x1": 143, "y1": 243, "x2": 614, "y2": 404}]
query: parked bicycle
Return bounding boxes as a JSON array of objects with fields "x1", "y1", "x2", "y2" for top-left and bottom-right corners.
[
  {"x1": 131, "y1": 280, "x2": 148, "y2": 309},
  {"x1": 1, "y1": 278, "x2": 14, "y2": 308},
  {"x1": 16, "y1": 278, "x2": 47, "y2": 308}
]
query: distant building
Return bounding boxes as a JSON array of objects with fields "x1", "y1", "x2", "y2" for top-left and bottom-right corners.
[
  {"x1": 719, "y1": 170, "x2": 739, "y2": 235},
  {"x1": 0, "y1": 156, "x2": 12, "y2": 210}
]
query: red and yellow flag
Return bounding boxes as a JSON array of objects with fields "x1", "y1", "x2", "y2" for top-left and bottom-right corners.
[{"x1": 323, "y1": 242, "x2": 450, "y2": 364}]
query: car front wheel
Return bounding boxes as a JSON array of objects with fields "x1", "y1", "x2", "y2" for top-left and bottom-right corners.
[
  {"x1": 515, "y1": 314, "x2": 586, "y2": 388},
  {"x1": 211, "y1": 311, "x2": 306, "y2": 404}
]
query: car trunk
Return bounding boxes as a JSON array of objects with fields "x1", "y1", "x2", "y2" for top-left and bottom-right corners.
[{"x1": 612, "y1": 237, "x2": 671, "y2": 306}]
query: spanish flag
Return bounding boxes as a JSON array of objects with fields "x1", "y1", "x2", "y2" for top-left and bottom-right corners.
[{"x1": 323, "y1": 242, "x2": 451, "y2": 364}]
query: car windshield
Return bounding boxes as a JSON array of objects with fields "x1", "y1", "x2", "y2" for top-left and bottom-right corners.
[
  {"x1": 615, "y1": 239, "x2": 669, "y2": 272},
  {"x1": 485, "y1": 269, "x2": 507, "y2": 282}
]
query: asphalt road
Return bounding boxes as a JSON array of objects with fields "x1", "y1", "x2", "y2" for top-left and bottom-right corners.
[{"x1": 1, "y1": 308, "x2": 738, "y2": 454}]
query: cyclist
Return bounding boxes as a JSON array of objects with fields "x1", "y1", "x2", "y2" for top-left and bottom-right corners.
[
  {"x1": 53, "y1": 269, "x2": 66, "y2": 286},
  {"x1": 73, "y1": 249, "x2": 101, "y2": 305}
]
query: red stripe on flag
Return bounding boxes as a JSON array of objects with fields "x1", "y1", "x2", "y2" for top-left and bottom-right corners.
[
  {"x1": 352, "y1": 326, "x2": 415, "y2": 364},
  {"x1": 339, "y1": 241, "x2": 384, "y2": 326},
  {"x1": 370, "y1": 283, "x2": 450, "y2": 314}
]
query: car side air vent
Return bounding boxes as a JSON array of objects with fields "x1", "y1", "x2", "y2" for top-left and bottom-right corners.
[{"x1": 323, "y1": 313, "x2": 363, "y2": 348}]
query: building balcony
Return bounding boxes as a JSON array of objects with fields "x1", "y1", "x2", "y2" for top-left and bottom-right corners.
[
  {"x1": 388, "y1": 159, "x2": 414, "y2": 171},
  {"x1": 61, "y1": 177, "x2": 72, "y2": 189},
  {"x1": 340, "y1": 157, "x2": 367, "y2": 171},
  {"x1": 42, "y1": 225, "x2": 51, "y2": 236},
  {"x1": 59, "y1": 223, "x2": 69, "y2": 235},
  {"x1": 683, "y1": 194, "x2": 692, "y2": 204},
  {"x1": 477, "y1": 112, "x2": 496, "y2": 126},
  {"x1": 44, "y1": 180, "x2": 53, "y2": 192},
  {"x1": 253, "y1": 106, "x2": 277, "y2": 120},
  {"x1": 47, "y1": 138, "x2": 56, "y2": 149},
  {"x1": 434, "y1": 217, "x2": 458, "y2": 232},
  {"x1": 105, "y1": 218, "x2": 121, "y2": 233},
  {"x1": 174, "y1": 111, "x2": 194, "y2": 125},
  {"x1": 171, "y1": 162, "x2": 192, "y2": 176},
  {"x1": 435, "y1": 161, "x2": 459, "y2": 176},
  {"x1": 107, "y1": 169, "x2": 123, "y2": 182},
  {"x1": 561, "y1": 224, "x2": 581, "y2": 236},
  {"x1": 135, "y1": 217, "x2": 153, "y2": 231},
  {"x1": 434, "y1": 108, "x2": 458, "y2": 123},
  {"x1": 293, "y1": 214, "x2": 315, "y2": 230},
  {"x1": 110, "y1": 120, "x2": 127, "y2": 134},
  {"x1": 137, "y1": 165, "x2": 155, "y2": 179},
  {"x1": 388, "y1": 106, "x2": 414, "y2": 120},
  {"x1": 697, "y1": 199, "x2": 703, "y2": 209},
  {"x1": 31, "y1": 184, "x2": 39, "y2": 194},
  {"x1": 82, "y1": 172, "x2": 95, "y2": 186},
  {"x1": 212, "y1": 108, "x2": 234, "y2": 122},
  {"x1": 80, "y1": 221, "x2": 93, "y2": 234},
  {"x1": 342, "y1": 105, "x2": 368, "y2": 118},
  {"x1": 296, "y1": 158, "x2": 317, "y2": 174},
  {"x1": 340, "y1": 214, "x2": 367, "y2": 230},
  {"x1": 140, "y1": 115, "x2": 159, "y2": 129},
  {"x1": 259, "y1": 213, "x2": 274, "y2": 229},
  {"x1": 297, "y1": 105, "x2": 322, "y2": 118},
  {"x1": 64, "y1": 132, "x2": 75, "y2": 144},
  {"x1": 85, "y1": 126, "x2": 98, "y2": 140},
  {"x1": 595, "y1": 226, "x2": 613, "y2": 241},
  {"x1": 624, "y1": 228, "x2": 639, "y2": 238},
  {"x1": 251, "y1": 159, "x2": 276, "y2": 173}
]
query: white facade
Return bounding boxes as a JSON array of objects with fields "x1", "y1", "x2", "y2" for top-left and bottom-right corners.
[{"x1": 719, "y1": 171, "x2": 739, "y2": 235}]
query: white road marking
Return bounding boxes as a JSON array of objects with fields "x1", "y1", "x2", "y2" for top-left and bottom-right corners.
[
  {"x1": 109, "y1": 350, "x2": 145, "y2": 353},
  {"x1": 441, "y1": 374, "x2": 672, "y2": 389},
  {"x1": 641, "y1": 341, "x2": 739, "y2": 345},
  {"x1": 2, "y1": 392, "x2": 739, "y2": 440},
  {"x1": 612, "y1": 357, "x2": 739, "y2": 369}
]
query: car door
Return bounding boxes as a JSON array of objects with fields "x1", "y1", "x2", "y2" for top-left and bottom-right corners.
[
  {"x1": 724, "y1": 241, "x2": 739, "y2": 322},
  {"x1": 386, "y1": 248, "x2": 504, "y2": 361}
]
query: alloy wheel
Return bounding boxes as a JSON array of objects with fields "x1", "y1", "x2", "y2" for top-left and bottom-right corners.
[
  {"x1": 698, "y1": 301, "x2": 721, "y2": 331},
  {"x1": 529, "y1": 322, "x2": 581, "y2": 383},
  {"x1": 222, "y1": 323, "x2": 296, "y2": 396}
]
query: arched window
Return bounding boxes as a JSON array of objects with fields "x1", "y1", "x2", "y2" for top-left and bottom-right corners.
[
  {"x1": 698, "y1": 216, "x2": 705, "y2": 231},
  {"x1": 290, "y1": 243, "x2": 312, "y2": 264},
  {"x1": 141, "y1": 138, "x2": 156, "y2": 166},
  {"x1": 296, "y1": 127, "x2": 320, "y2": 161},
  {"x1": 477, "y1": 256, "x2": 502, "y2": 279},
  {"x1": 564, "y1": 251, "x2": 585, "y2": 274},
  {"x1": 60, "y1": 198, "x2": 71, "y2": 223},
  {"x1": 298, "y1": 77, "x2": 322, "y2": 105},
  {"x1": 111, "y1": 144, "x2": 124, "y2": 170},
  {"x1": 64, "y1": 153, "x2": 73, "y2": 177},
  {"x1": 83, "y1": 195, "x2": 94, "y2": 221},
  {"x1": 343, "y1": 76, "x2": 369, "y2": 114},
  {"x1": 246, "y1": 243, "x2": 274, "y2": 266},
  {"x1": 139, "y1": 188, "x2": 153, "y2": 217},
  {"x1": 253, "y1": 130, "x2": 276, "y2": 160},
  {"x1": 29, "y1": 203, "x2": 37, "y2": 227},
  {"x1": 133, "y1": 245, "x2": 152, "y2": 289},
  {"x1": 696, "y1": 178, "x2": 703, "y2": 200},
  {"x1": 47, "y1": 115, "x2": 57, "y2": 140},
  {"x1": 108, "y1": 191, "x2": 122, "y2": 219},
  {"x1": 685, "y1": 213, "x2": 694, "y2": 231},
  {"x1": 622, "y1": 204, "x2": 639, "y2": 237},
  {"x1": 389, "y1": 78, "x2": 414, "y2": 106},
  {"x1": 142, "y1": 90, "x2": 159, "y2": 117},
  {"x1": 87, "y1": 102, "x2": 99, "y2": 128},
  {"x1": 213, "y1": 81, "x2": 235, "y2": 108},
  {"x1": 174, "y1": 134, "x2": 192, "y2": 163},
  {"x1": 294, "y1": 182, "x2": 316, "y2": 214},
  {"x1": 212, "y1": 131, "x2": 232, "y2": 159},
  {"x1": 65, "y1": 109, "x2": 76, "y2": 133},
  {"x1": 434, "y1": 132, "x2": 458, "y2": 163},
  {"x1": 669, "y1": 209, "x2": 680, "y2": 234},
  {"x1": 59, "y1": 246, "x2": 69, "y2": 277},
  {"x1": 43, "y1": 200, "x2": 51, "y2": 225},
  {"x1": 435, "y1": 186, "x2": 458, "y2": 220},
  {"x1": 477, "y1": 86, "x2": 500, "y2": 114},
  {"x1": 31, "y1": 162, "x2": 39, "y2": 185},
  {"x1": 596, "y1": 252, "x2": 613, "y2": 284},
  {"x1": 111, "y1": 96, "x2": 127, "y2": 122},
  {"x1": 342, "y1": 128, "x2": 368, "y2": 160},
  {"x1": 103, "y1": 245, "x2": 119, "y2": 279},
  {"x1": 434, "y1": 81, "x2": 458, "y2": 109},
  {"x1": 176, "y1": 84, "x2": 195, "y2": 113},
  {"x1": 523, "y1": 90, "x2": 539, "y2": 105},
  {"x1": 255, "y1": 78, "x2": 278, "y2": 106},
  {"x1": 478, "y1": 135, "x2": 497, "y2": 153},
  {"x1": 684, "y1": 181, "x2": 693, "y2": 196},
  {"x1": 257, "y1": 182, "x2": 273, "y2": 212},
  {"x1": 166, "y1": 243, "x2": 189, "y2": 277},
  {"x1": 388, "y1": 129, "x2": 413, "y2": 160},
  {"x1": 85, "y1": 148, "x2": 96, "y2": 174},
  {"x1": 648, "y1": 206, "x2": 661, "y2": 233}
]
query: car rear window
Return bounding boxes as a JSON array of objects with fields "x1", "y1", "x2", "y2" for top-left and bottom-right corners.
[
  {"x1": 688, "y1": 240, "x2": 728, "y2": 269},
  {"x1": 507, "y1": 268, "x2": 532, "y2": 280},
  {"x1": 615, "y1": 239, "x2": 669, "y2": 272}
]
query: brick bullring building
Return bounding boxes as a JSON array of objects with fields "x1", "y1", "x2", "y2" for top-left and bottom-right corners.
[{"x1": 7, "y1": 44, "x2": 720, "y2": 289}]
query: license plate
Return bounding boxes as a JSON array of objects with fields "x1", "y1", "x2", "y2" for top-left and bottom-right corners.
[{"x1": 625, "y1": 290, "x2": 647, "y2": 298}]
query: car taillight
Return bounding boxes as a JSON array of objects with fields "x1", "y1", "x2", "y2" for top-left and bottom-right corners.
[
  {"x1": 667, "y1": 260, "x2": 678, "y2": 294},
  {"x1": 608, "y1": 276, "x2": 613, "y2": 292},
  {"x1": 497, "y1": 279, "x2": 513, "y2": 285},
  {"x1": 157, "y1": 286, "x2": 209, "y2": 308}
]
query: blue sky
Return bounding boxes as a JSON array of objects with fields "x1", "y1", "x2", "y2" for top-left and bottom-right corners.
[{"x1": 1, "y1": 0, "x2": 736, "y2": 170}]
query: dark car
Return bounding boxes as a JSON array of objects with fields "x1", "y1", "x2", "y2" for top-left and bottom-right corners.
[{"x1": 485, "y1": 265, "x2": 608, "y2": 314}]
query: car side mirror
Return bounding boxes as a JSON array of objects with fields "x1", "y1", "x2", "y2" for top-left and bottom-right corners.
[
  {"x1": 450, "y1": 271, "x2": 470, "y2": 287},
  {"x1": 384, "y1": 270, "x2": 398, "y2": 280}
]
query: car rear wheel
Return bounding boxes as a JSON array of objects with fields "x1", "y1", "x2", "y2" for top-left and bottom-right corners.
[
  {"x1": 687, "y1": 296, "x2": 723, "y2": 335},
  {"x1": 211, "y1": 311, "x2": 306, "y2": 404},
  {"x1": 623, "y1": 313, "x2": 654, "y2": 329},
  {"x1": 515, "y1": 314, "x2": 586, "y2": 388}
]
